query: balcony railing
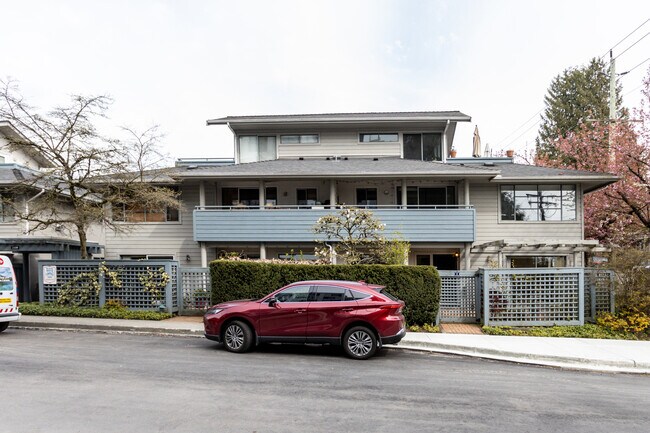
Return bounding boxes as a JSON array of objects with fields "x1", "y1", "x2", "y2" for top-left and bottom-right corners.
[{"x1": 193, "y1": 205, "x2": 475, "y2": 243}]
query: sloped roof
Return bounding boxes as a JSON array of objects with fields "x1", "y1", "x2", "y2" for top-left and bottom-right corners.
[
  {"x1": 172, "y1": 157, "x2": 499, "y2": 179},
  {"x1": 0, "y1": 121, "x2": 56, "y2": 169},
  {"x1": 207, "y1": 111, "x2": 471, "y2": 125},
  {"x1": 0, "y1": 164, "x2": 41, "y2": 185}
]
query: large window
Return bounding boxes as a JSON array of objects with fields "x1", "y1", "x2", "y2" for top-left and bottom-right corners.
[
  {"x1": 113, "y1": 187, "x2": 179, "y2": 223},
  {"x1": 403, "y1": 133, "x2": 442, "y2": 161},
  {"x1": 396, "y1": 186, "x2": 456, "y2": 207},
  {"x1": 280, "y1": 134, "x2": 319, "y2": 144},
  {"x1": 297, "y1": 188, "x2": 318, "y2": 206},
  {"x1": 359, "y1": 133, "x2": 398, "y2": 143},
  {"x1": 356, "y1": 188, "x2": 377, "y2": 208},
  {"x1": 0, "y1": 193, "x2": 14, "y2": 222},
  {"x1": 221, "y1": 187, "x2": 277, "y2": 207},
  {"x1": 238, "y1": 136, "x2": 276, "y2": 163},
  {"x1": 508, "y1": 256, "x2": 567, "y2": 268},
  {"x1": 501, "y1": 184, "x2": 576, "y2": 221}
]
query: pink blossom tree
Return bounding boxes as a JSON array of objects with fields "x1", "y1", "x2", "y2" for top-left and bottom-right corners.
[{"x1": 535, "y1": 68, "x2": 650, "y2": 246}]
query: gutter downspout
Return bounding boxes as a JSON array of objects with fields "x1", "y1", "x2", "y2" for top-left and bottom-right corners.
[
  {"x1": 227, "y1": 122, "x2": 238, "y2": 164},
  {"x1": 24, "y1": 188, "x2": 45, "y2": 235}
]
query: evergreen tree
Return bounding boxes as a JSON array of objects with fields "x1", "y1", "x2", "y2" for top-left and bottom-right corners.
[{"x1": 536, "y1": 57, "x2": 624, "y2": 159}]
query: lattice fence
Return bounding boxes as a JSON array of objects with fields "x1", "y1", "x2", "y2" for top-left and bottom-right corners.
[
  {"x1": 179, "y1": 267, "x2": 211, "y2": 313},
  {"x1": 38, "y1": 260, "x2": 180, "y2": 313},
  {"x1": 438, "y1": 271, "x2": 480, "y2": 323},
  {"x1": 480, "y1": 268, "x2": 584, "y2": 326},
  {"x1": 584, "y1": 268, "x2": 615, "y2": 321}
]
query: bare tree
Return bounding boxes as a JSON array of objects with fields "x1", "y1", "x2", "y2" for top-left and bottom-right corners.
[{"x1": 0, "y1": 79, "x2": 180, "y2": 258}]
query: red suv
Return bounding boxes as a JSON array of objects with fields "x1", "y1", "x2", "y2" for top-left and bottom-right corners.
[{"x1": 204, "y1": 280, "x2": 406, "y2": 359}]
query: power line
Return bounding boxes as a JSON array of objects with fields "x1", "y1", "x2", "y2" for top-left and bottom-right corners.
[
  {"x1": 620, "y1": 57, "x2": 650, "y2": 76},
  {"x1": 503, "y1": 118, "x2": 542, "y2": 150},
  {"x1": 613, "y1": 31, "x2": 650, "y2": 60},
  {"x1": 493, "y1": 109, "x2": 543, "y2": 147},
  {"x1": 623, "y1": 83, "x2": 644, "y2": 98},
  {"x1": 600, "y1": 18, "x2": 650, "y2": 59}
]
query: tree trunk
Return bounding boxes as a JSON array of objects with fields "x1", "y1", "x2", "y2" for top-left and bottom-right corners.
[{"x1": 77, "y1": 226, "x2": 88, "y2": 259}]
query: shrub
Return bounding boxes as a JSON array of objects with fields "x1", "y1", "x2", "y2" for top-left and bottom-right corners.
[
  {"x1": 482, "y1": 324, "x2": 638, "y2": 340},
  {"x1": 607, "y1": 248, "x2": 650, "y2": 315},
  {"x1": 19, "y1": 303, "x2": 172, "y2": 320},
  {"x1": 210, "y1": 260, "x2": 441, "y2": 325},
  {"x1": 597, "y1": 309, "x2": 650, "y2": 334}
]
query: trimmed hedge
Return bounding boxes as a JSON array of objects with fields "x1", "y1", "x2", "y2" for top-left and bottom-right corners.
[
  {"x1": 210, "y1": 260, "x2": 441, "y2": 325},
  {"x1": 19, "y1": 303, "x2": 173, "y2": 320}
]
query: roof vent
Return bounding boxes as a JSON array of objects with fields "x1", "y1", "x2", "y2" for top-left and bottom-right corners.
[
  {"x1": 299, "y1": 157, "x2": 304, "y2": 160},
  {"x1": 373, "y1": 157, "x2": 379, "y2": 161},
  {"x1": 484, "y1": 162, "x2": 495, "y2": 167},
  {"x1": 326, "y1": 157, "x2": 330, "y2": 160},
  {"x1": 186, "y1": 165, "x2": 198, "y2": 170},
  {"x1": 343, "y1": 157, "x2": 348, "y2": 160}
]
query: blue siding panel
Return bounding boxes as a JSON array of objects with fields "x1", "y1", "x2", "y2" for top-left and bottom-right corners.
[{"x1": 193, "y1": 208, "x2": 475, "y2": 243}]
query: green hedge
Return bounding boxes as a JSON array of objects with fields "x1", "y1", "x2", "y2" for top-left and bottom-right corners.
[
  {"x1": 19, "y1": 303, "x2": 172, "y2": 320},
  {"x1": 210, "y1": 261, "x2": 441, "y2": 325}
]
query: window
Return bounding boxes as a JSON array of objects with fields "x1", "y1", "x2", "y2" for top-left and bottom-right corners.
[
  {"x1": 397, "y1": 186, "x2": 456, "y2": 207},
  {"x1": 120, "y1": 255, "x2": 174, "y2": 260},
  {"x1": 280, "y1": 134, "x2": 319, "y2": 144},
  {"x1": 113, "y1": 187, "x2": 179, "y2": 223},
  {"x1": 222, "y1": 187, "x2": 277, "y2": 207},
  {"x1": 415, "y1": 254, "x2": 458, "y2": 270},
  {"x1": 359, "y1": 133, "x2": 399, "y2": 143},
  {"x1": 297, "y1": 188, "x2": 318, "y2": 206},
  {"x1": 313, "y1": 286, "x2": 348, "y2": 302},
  {"x1": 501, "y1": 185, "x2": 576, "y2": 221},
  {"x1": 348, "y1": 289, "x2": 371, "y2": 300},
  {"x1": 278, "y1": 252, "x2": 319, "y2": 261},
  {"x1": 238, "y1": 136, "x2": 276, "y2": 163},
  {"x1": 508, "y1": 256, "x2": 567, "y2": 268},
  {"x1": 403, "y1": 133, "x2": 442, "y2": 161},
  {"x1": 356, "y1": 188, "x2": 377, "y2": 208},
  {"x1": 0, "y1": 193, "x2": 14, "y2": 222},
  {"x1": 273, "y1": 285, "x2": 311, "y2": 303}
]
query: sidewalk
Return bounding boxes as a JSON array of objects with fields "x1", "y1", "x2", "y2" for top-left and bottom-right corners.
[{"x1": 13, "y1": 315, "x2": 650, "y2": 374}]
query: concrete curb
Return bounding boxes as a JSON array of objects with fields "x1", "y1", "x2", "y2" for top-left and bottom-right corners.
[
  {"x1": 14, "y1": 320, "x2": 204, "y2": 337},
  {"x1": 386, "y1": 341, "x2": 650, "y2": 374}
]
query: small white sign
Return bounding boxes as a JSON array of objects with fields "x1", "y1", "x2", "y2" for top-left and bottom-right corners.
[{"x1": 43, "y1": 266, "x2": 57, "y2": 285}]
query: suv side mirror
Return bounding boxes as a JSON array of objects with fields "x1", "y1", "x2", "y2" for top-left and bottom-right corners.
[{"x1": 268, "y1": 297, "x2": 278, "y2": 307}]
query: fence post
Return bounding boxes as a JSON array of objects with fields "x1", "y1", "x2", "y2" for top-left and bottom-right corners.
[
  {"x1": 98, "y1": 265, "x2": 106, "y2": 308},
  {"x1": 38, "y1": 263, "x2": 44, "y2": 305},
  {"x1": 609, "y1": 271, "x2": 616, "y2": 314},
  {"x1": 589, "y1": 272, "x2": 596, "y2": 321},
  {"x1": 177, "y1": 267, "x2": 184, "y2": 314},
  {"x1": 165, "y1": 262, "x2": 173, "y2": 314},
  {"x1": 482, "y1": 269, "x2": 490, "y2": 326},
  {"x1": 578, "y1": 269, "x2": 585, "y2": 325},
  {"x1": 475, "y1": 272, "x2": 482, "y2": 322}
]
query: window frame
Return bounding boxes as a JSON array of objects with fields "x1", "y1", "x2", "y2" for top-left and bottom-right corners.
[
  {"x1": 237, "y1": 135, "x2": 278, "y2": 163},
  {"x1": 396, "y1": 185, "x2": 457, "y2": 207},
  {"x1": 0, "y1": 191, "x2": 15, "y2": 223},
  {"x1": 113, "y1": 186, "x2": 180, "y2": 224},
  {"x1": 280, "y1": 134, "x2": 320, "y2": 145},
  {"x1": 358, "y1": 133, "x2": 399, "y2": 143},
  {"x1": 269, "y1": 284, "x2": 313, "y2": 303},
  {"x1": 499, "y1": 184, "x2": 578, "y2": 223},
  {"x1": 402, "y1": 132, "x2": 443, "y2": 161},
  {"x1": 506, "y1": 255, "x2": 568, "y2": 268},
  {"x1": 296, "y1": 188, "x2": 318, "y2": 206}
]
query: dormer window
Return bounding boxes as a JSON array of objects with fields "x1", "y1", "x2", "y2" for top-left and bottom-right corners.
[{"x1": 238, "y1": 136, "x2": 276, "y2": 163}]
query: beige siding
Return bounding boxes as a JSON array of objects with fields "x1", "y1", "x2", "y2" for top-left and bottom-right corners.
[
  {"x1": 0, "y1": 136, "x2": 43, "y2": 168},
  {"x1": 468, "y1": 182, "x2": 585, "y2": 269},
  {"x1": 103, "y1": 182, "x2": 217, "y2": 266},
  {"x1": 277, "y1": 131, "x2": 401, "y2": 158}
]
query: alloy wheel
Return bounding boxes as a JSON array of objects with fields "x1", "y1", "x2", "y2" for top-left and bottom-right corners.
[
  {"x1": 225, "y1": 324, "x2": 245, "y2": 350},
  {"x1": 347, "y1": 330, "x2": 373, "y2": 357}
]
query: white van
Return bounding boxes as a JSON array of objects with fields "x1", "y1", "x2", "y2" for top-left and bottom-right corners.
[{"x1": 0, "y1": 255, "x2": 20, "y2": 333}]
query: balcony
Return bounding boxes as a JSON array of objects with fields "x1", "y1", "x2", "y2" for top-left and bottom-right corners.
[{"x1": 193, "y1": 205, "x2": 475, "y2": 243}]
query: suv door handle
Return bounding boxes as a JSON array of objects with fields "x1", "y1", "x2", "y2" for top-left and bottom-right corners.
[
  {"x1": 341, "y1": 308, "x2": 354, "y2": 312},
  {"x1": 296, "y1": 309, "x2": 307, "y2": 313}
]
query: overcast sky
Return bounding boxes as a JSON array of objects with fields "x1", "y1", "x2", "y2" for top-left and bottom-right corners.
[{"x1": 1, "y1": 0, "x2": 649, "y2": 162}]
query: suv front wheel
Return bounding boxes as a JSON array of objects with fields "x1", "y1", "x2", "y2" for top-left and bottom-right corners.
[
  {"x1": 222, "y1": 320, "x2": 254, "y2": 353},
  {"x1": 343, "y1": 326, "x2": 377, "y2": 360}
]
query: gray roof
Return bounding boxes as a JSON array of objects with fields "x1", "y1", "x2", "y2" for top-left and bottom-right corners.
[
  {"x1": 207, "y1": 111, "x2": 471, "y2": 125},
  {"x1": 0, "y1": 121, "x2": 56, "y2": 168},
  {"x1": 0, "y1": 164, "x2": 40, "y2": 185},
  {"x1": 172, "y1": 157, "x2": 499, "y2": 179}
]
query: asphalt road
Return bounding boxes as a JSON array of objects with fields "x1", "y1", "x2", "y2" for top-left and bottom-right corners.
[{"x1": 2, "y1": 328, "x2": 649, "y2": 433}]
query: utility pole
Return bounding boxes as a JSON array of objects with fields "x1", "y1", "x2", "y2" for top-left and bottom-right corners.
[{"x1": 608, "y1": 50, "x2": 616, "y2": 167}]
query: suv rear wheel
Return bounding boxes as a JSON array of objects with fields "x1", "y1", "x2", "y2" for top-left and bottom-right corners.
[
  {"x1": 343, "y1": 326, "x2": 377, "y2": 360},
  {"x1": 222, "y1": 320, "x2": 254, "y2": 353},
  {"x1": 0, "y1": 322, "x2": 9, "y2": 333}
]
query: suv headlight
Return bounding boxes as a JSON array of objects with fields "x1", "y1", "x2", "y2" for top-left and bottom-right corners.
[{"x1": 205, "y1": 307, "x2": 223, "y2": 315}]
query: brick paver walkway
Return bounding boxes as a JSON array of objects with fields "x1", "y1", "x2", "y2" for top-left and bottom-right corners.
[{"x1": 440, "y1": 323, "x2": 484, "y2": 334}]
